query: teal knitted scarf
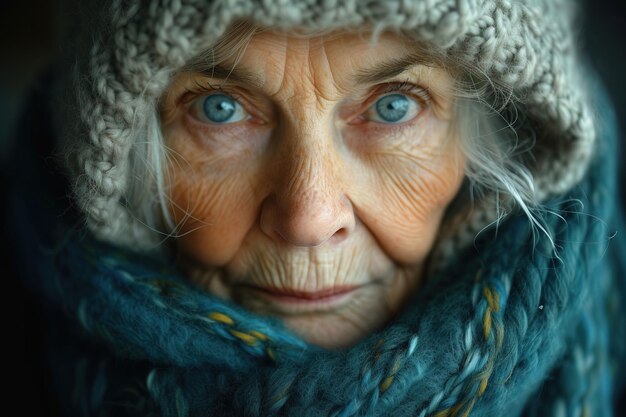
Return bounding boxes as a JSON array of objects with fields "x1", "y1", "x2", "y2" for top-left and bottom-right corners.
[{"x1": 9, "y1": 76, "x2": 626, "y2": 417}]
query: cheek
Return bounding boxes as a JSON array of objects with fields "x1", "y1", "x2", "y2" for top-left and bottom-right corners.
[
  {"x1": 168, "y1": 179, "x2": 256, "y2": 265},
  {"x1": 356, "y1": 128, "x2": 465, "y2": 264},
  {"x1": 164, "y1": 127, "x2": 260, "y2": 265}
]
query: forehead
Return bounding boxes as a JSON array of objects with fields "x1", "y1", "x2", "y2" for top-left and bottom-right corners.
[
  {"x1": 242, "y1": 29, "x2": 413, "y2": 60},
  {"x1": 184, "y1": 28, "x2": 452, "y2": 99},
  {"x1": 251, "y1": 31, "x2": 403, "y2": 92},
  {"x1": 246, "y1": 30, "x2": 414, "y2": 70}
]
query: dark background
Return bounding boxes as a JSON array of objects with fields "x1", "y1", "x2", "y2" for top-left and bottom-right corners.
[{"x1": 1, "y1": 1, "x2": 624, "y2": 415}]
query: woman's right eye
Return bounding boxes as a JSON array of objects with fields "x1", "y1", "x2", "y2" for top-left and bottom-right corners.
[{"x1": 191, "y1": 93, "x2": 249, "y2": 125}]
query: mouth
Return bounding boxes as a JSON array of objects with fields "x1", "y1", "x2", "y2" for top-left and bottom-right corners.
[
  {"x1": 237, "y1": 284, "x2": 363, "y2": 314},
  {"x1": 255, "y1": 285, "x2": 360, "y2": 300}
]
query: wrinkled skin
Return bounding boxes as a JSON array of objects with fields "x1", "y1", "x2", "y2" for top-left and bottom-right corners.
[{"x1": 160, "y1": 29, "x2": 465, "y2": 349}]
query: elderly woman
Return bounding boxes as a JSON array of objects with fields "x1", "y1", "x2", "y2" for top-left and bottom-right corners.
[{"x1": 7, "y1": 0, "x2": 626, "y2": 416}]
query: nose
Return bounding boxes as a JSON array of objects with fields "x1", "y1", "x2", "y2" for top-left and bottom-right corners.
[{"x1": 259, "y1": 135, "x2": 356, "y2": 247}]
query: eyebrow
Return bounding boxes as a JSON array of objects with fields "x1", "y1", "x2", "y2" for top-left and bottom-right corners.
[
  {"x1": 186, "y1": 63, "x2": 266, "y2": 89},
  {"x1": 183, "y1": 51, "x2": 437, "y2": 88},
  {"x1": 352, "y1": 51, "x2": 435, "y2": 85}
]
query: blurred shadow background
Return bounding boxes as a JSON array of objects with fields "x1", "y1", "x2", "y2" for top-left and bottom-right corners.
[{"x1": 1, "y1": 1, "x2": 624, "y2": 415}]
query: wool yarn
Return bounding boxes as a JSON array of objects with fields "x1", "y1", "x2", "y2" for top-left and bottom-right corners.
[
  {"x1": 8, "y1": 67, "x2": 626, "y2": 416},
  {"x1": 54, "y1": 0, "x2": 596, "y2": 255}
]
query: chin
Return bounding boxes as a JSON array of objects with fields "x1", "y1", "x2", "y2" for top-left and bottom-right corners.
[{"x1": 280, "y1": 308, "x2": 392, "y2": 349}]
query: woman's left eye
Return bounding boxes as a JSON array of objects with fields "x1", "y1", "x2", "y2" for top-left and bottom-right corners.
[
  {"x1": 191, "y1": 93, "x2": 248, "y2": 124},
  {"x1": 364, "y1": 93, "x2": 422, "y2": 124}
]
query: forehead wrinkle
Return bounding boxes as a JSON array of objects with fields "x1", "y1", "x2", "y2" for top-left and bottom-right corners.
[
  {"x1": 270, "y1": 36, "x2": 339, "y2": 120},
  {"x1": 300, "y1": 38, "x2": 341, "y2": 113},
  {"x1": 318, "y1": 36, "x2": 349, "y2": 99}
]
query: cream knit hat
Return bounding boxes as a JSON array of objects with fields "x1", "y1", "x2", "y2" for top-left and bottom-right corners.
[{"x1": 53, "y1": 0, "x2": 595, "y2": 255}]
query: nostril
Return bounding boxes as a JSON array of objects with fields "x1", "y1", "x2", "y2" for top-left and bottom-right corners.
[{"x1": 329, "y1": 227, "x2": 349, "y2": 244}]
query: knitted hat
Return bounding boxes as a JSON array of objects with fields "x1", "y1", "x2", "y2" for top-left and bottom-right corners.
[{"x1": 53, "y1": 0, "x2": 595, "y2": 256}]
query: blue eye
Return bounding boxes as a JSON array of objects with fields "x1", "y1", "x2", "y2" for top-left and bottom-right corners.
[
  {"x1": 367, "y1": 93, "x2": 420, "y2": 124},
  {"x1": 194, "y1": 93, "x2": 247, "y2": 124}
]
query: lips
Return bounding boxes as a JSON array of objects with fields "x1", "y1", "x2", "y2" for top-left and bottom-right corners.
[
  {"x1": 238, "y1": 284, "x2": 363, "y2": 313},
  {"x1": 253, "y1": 285, "x2": 361, "y2": 300}
]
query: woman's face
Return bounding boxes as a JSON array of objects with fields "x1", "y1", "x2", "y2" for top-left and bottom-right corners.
[{"x1": 160, "y1": 29, "x2": 465, "y2": 348}]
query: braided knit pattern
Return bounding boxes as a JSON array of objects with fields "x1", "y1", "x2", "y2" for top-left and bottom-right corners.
[
  {"x1": 25, "y1": 81, "x2": 622, "y2": 416},
  {"x1": 54, "y1": 0, "x2": 595, "y2": 253}
]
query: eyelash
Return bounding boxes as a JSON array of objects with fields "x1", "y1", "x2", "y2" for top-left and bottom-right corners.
[
  {"x1": 378, "y1": 80, "x2": 431, "y2": 104},
  {"x1": 182, "y1": 81, "x2": 245, "y2": 106}
]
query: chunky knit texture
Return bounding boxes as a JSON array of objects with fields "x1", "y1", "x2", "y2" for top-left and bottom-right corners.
[
  {"x1": 54, "y1": 0, "x2": 596, "y2": 255},
  {"x1": 9, "y1": 68, "x2": 626, "y2": 416}
]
